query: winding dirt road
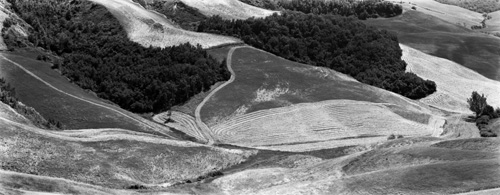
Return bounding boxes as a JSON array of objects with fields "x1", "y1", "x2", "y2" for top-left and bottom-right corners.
[
  {"x1": 0, "y1": 54, "x2": 176, "y2": 138},
  {"x1": 193, "y1": 46, "x2": 246, "y2": 145}
]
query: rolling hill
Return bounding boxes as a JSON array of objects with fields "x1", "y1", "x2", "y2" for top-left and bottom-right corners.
[
  {"x1": 188, "y1": 46, "x2": 445, "y2": 151},
  {"x1": 89, "y1": 0, "x2": 241, "y2": 48},
  {"x1": 402, "y1": 44, "x2": 500, "y2": 113},
  {"x1": 0, "y1": 103, "x2": 255, "y2": 190},
  {"x1": 1, "y1": 0, "x2": 499, "y2": 194},
  {"x1": 177, "y1": 0, "x2": 278, "y2": 20},
  {"x1": 366, "y1": 10, "x2": 500, "y2": 81},
  {"x1": 394, "y1": 0, "x2": 483, "y2": 28},
  {"x1": 210, "y1": 138, "x2": 500, "y2": 194},
  {"x1": 0, "y1": 52, "x2": 178, "y2": 137}
]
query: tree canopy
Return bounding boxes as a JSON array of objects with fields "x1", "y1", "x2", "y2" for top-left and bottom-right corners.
[
  {"x1": 6, "y1": 0, "x2": 230, "y2": 113},
  {"x1": 197, "y1": 12, "x2": 436, "y2": 99}
]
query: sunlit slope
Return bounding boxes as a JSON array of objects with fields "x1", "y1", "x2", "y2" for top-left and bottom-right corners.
[
  {"x1": 89, "y1": 0, "x2": 240, "y2": 48},
  {"x1": 212, "y1": 138, "x2": 500, "y2": 194},
  {"x1": 200, "y1": 46, "x2": 444, "y2": 151},
  {"x1": 180, "y1": 0, "x2": 278, "y2": 20},
  {"x1": 484, "y1": 10, "x2": 500, "y2": 35},
  {"x1": 0, "y1": 107, "x2": 253, "y2": 190},
  {"x1": 211, "y1": 99, "x2": 442, "y2": 152},
  {"x1": 402, "y1": 44, "x2": 500, "y2": 113},
  {"x1": 395, "y1": 0, "x2": 483, "y2": 28}
]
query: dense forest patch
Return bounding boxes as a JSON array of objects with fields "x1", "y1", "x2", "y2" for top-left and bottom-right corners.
[
  {"x1": 5, "y1": 0, "x2": 230, "y2": 113},
  {"x1": 198, "y1": 12, "x2": 436, "y2": 99},
  {"x1": 240, "y1": 0, "x2": 403, "y2": 19},
  {"x1": 434, "y1": 0, "x2": 500, "y2": 13}
]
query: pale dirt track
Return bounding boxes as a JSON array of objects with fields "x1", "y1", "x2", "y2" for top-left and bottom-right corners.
[
  {"x1": 0, "y1": 116, "x2": 202, "y2": 147},
  {"x1": 0, "y1": 54, "x2": 176, "y2": 138},
  {"x1": 153, "y1": 111, "x2": 208, "y2": 143},
  {"x1": 193, "y1": 46, "x2": 246, "y2": 145}
]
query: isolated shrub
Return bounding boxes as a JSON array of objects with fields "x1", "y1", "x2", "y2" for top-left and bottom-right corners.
[
  {"x1": 397, "y1": 135, "x2": 404, "y2": 139},
  {"x1": 387, "y1": 134, "x2": 396, "y2": 140},
  {"x1": 467, "y1": 91, "x2": 488, "y2": 118}
]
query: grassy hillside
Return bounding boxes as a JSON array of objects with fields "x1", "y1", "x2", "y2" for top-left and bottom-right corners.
[
  {"x1": 210, "y1": 138, "x2": 500, "y2": 194},
  {"x1": 196, "y1": 46, "x2": 442, "y2": 151},
  {"x1": 0, "y1": 109, "x2": 254, "y2": 190},
  {"x1": 179, "y1": 0, "x2": 278, "y2": 20},
  {"x1": 202, "y1": 46, "x2": 433, "y2": 126},
  {"x1": 401, "y1": 44, "x2": 500, "y2": 113},
  {"x1": 434, "y1": 0, "x2": 500, "y2": 13},
  {"x1": 395, "y1": 0, "x2": 483, "y2": 27},
  {"x1": 366, "y1": 10, "x2": 500, "y2": 81},
  {"x1": 89, "y1": 0, "x2": 240, "y2": 48},
  {"x1": 0, "y1": 52, "x2": 180, "y2": 137}
]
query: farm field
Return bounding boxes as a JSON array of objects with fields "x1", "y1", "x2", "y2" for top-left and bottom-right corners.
[
  {"x1": 89, "y1": 0, "x2": 241, "y2": 48},
  {"x1": 202, "y1": 46, "x2": 434, "y2": 128},
  {"x1": 193, "y1": 46, "x2": 447, "y2": 151},
  {"x1": 0, "y1": 52, "x2": 174, "y2": 136},
  {"x1": 366, "y1": 10, "x2": 500, "y2": 81},
  {"x1": 0, "y1": 109, "x2": 255, "y2": 190},
  {"x1": 210, "y1": 99, "x2": 441, "y2": 151},
  {"x1": 401, "y1": 44, "x2": 500, "y2": 113}
]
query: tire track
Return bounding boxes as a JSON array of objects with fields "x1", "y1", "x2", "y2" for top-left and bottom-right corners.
[{"x1": 0, "y1": 54, "x2": 176, "y2": 139}]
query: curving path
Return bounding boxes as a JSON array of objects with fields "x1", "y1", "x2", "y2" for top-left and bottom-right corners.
[
  {"x1": 194, "y1": 46, "x2": 247, "y2": 145},
  {"x1": 0, "y1": 54, "x2": 176, "y2": 139}
]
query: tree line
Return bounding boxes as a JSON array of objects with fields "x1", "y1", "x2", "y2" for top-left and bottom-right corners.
[
  {"x1": 5, "y1": 0, "x2": 230, "y2": 113},
  {"x1": 240, "y1": 0, "x2": 403, "y2": 20},
  {"x1": 197, "y1": 12, "x2": 436, "y2": 99}
]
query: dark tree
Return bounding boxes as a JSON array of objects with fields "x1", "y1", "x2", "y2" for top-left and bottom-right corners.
[
  {"x1": 197, "y1": 12, "x2": 436, "y2": 99},
  {"x1": 6, "y1": 0, "x2": 230, "y2": 113}
]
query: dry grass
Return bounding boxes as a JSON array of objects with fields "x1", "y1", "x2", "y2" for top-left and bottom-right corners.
[
  {"x1": 212, "y1": 138, "x2": 500, "y2": 195},
  {"x1": 402, "y1": 44, "x2": 500, "y2": 113},
  {"x1": 393, "y1": 0, "x2": 483, "y2": 28},
  {"x1": 0, "y1": 109, "x2": 255, "y2": 189},
  {"x1": 484, "y1": 10, "x2": 500, "y2": 35},
  {"x1": 180, "y1": 0, "x2": 278, "y2": 20},
  {"x1": 201, "y1": 46, "x2": 436, "y2": 130},
  {"x1": 0, "y1": 170, "x2": 127, "y2": 195},
  {"x1": 440, "y1": 115, "x2": 481, "y2": 138},
  {"x1": 89, "y1": 0, "x2": 241, "y2": 48},
  {"x1": 210, "y1": 99, "x2": 440, "y2": 152}
]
